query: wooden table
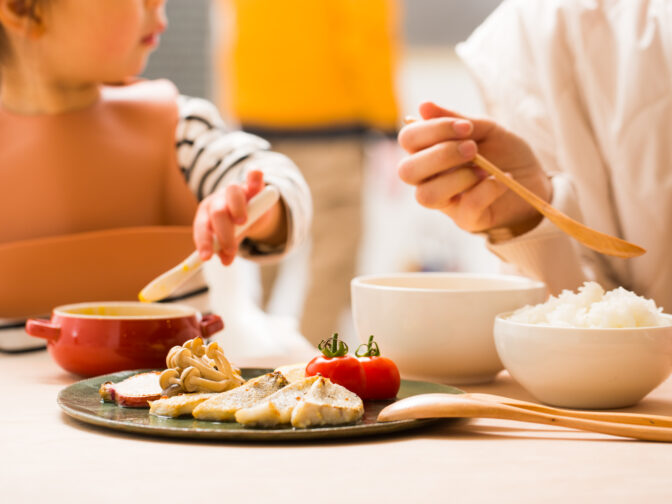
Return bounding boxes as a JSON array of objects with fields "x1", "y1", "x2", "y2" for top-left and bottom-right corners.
[{"x1": 3, "y1": 349, "x2": 672, "y2": 503}]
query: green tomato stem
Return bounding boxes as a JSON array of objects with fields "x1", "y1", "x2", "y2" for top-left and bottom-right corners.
[
  {"x1": 318, "y1": 333, "x2": 349, "y2": 358},
  {"x1": 355, "y1": 335, "x2": 380, "y2": 357}
]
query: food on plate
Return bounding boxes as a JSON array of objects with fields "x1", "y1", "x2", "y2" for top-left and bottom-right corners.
[
  {"x1": 159, "y1": 337, "x2": 244, "y2": 395},
  {"x1": 99, "y1": 371, "x2": 163, "y2": 408},
  {"x1": 509, "y1": 281, "x2": 671, "y2": 328},
  {"x1": 305, "y1": 333, "x2": 366, "y2": 396},
  {"x1": 235, "y1": 375, "x2": 364, "y2": 428},
  {"x1": 148, "y1": 393, "x2": 216, "y2": 418},
  {"x1": 100, "y1": 338, "x2": 371, "y2": 429},
  {"x1": 290, "y1": 377, "x2": 365, "y2": 428},
  {"x1": 355, "y1": 335, "x2": 401, "y2": 400},
  {"x1": 235, "y1": 375, "x2": 320, "y2": 427},
  {"x1": 273, "y1": 362, "x2": 307, "y2": 383},
  {"x1": 192, "y1": 371, "x2": 289, "y2": 421}
]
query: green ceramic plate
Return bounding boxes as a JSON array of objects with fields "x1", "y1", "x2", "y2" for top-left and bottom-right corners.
[{"x1": 57, "y1": 368, "x2": 464, "y2": 441}]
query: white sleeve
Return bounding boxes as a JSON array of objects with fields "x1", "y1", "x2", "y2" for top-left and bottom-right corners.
[
  {"x1": 486, "y1": 174, "x2": 620, "y2": 294},
  {"x1": 175, "y1": 95, "x2": 312, "y2": 261},
  {"x1": 456, "y1": 0, "x2": 622, "y2": 294}
]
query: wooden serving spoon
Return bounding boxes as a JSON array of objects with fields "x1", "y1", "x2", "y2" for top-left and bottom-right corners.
[
  {"x1": 403, "y1": 117, "x2": 645, "y2": 258},
  {"x1": 378, "y1": 393, "x2": 672, "y2": 442},
  {"x1": 468, "y1": 393, "x2": 672, "y2": 428}
]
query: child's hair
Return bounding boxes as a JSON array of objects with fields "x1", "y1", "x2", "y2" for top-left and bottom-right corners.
[{"x1": 0, "y1": 1, "x2": 43, "y2": 63}]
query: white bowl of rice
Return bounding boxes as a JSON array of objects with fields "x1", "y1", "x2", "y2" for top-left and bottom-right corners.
[{"x1": 494, "y1": 282, "x2": 672, "y2": 409}]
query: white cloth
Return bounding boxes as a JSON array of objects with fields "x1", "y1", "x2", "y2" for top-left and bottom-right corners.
[{"x1": 457, "y1": 0, "x2": 672, "y2": 309}]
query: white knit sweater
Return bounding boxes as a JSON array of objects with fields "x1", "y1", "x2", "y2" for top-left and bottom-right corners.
[{"x1": 457, "y1": 0, "x2": 672, "y2": 309}]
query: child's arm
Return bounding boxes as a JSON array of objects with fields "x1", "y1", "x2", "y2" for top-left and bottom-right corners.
[
  {"x1": 397, "y1": 102, "x2": 552, "y2": 237},
  {"x1": 175, "y1": 95, "x2": 311, "y2": 265}
]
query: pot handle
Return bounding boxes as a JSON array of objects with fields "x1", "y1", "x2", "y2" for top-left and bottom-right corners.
[
  {"x1": 199, "y1": 314, "x2": 224, "y2": 338},
  {"x1": 25, "y1": 318, "x2": 61, "y2": 342}
]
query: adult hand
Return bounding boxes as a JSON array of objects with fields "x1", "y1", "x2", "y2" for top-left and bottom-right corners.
[{"x1": 397, "y1": 102, "x2": 552, "y2": 235}]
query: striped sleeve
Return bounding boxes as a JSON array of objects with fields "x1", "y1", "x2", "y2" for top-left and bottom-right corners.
[{"x1": 175, "y1": 95, "x2": 312, "y2": 260}]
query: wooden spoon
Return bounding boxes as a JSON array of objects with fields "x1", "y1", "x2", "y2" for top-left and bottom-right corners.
[
  {"x1": 403, "y1": 117, "x2": 645, "y2": 258},
  {"x1": 468, "y1": 393, "x2": 672, "y2": 428},
  {"x1": 472, "y1": 154, "x2": 644, "y2": 258},
  {"x1": 378, "y1": 393, "x2": 672, "y2": 442}
]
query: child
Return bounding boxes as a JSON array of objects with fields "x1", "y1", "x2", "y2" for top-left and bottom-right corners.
[
  {"x1": 0, "y1": 0, "x2": 312, "y2": 355},
  {"x1": 397, "y1": 0, "x2": 671, "y2": 309}
]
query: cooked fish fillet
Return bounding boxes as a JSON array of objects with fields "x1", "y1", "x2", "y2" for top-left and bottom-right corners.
[
  {"x1": 273, "y1": 362, "x2": 307, "y2": 384},
  {"x1": 148, "y1": 393, "x2": 216, "y2": 418},
  {"x1": 235, "y1": 375, "x2": 320, "y2": 427},
  {"x1": 192, "y1": 371, "x2": 288, "y2": 421},
  {"x1": 291, "y1": 378, "x2": 364, "y2": 428}
]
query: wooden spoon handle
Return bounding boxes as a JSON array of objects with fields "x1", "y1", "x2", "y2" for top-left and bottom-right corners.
[
  {"x1": 468, "y1": 393, "x2": 672, "y2": 428},
  {"x1": 472, "y1": 155, "x2": 645, "y2": 258},
  {"x1": 379, "y1": 394, "x2": 672, "y2": 442},
  {"x1": 473, "y1": 154, "x2": 554, "y2": 216}
]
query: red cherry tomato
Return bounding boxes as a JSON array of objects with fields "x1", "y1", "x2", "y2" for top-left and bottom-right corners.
[
  {"x1": 305, "y1": 333, "x2": 366, "y2": 397},
  {"x1": 355, "y1": 335, "x2": 401, "y2": 400}
]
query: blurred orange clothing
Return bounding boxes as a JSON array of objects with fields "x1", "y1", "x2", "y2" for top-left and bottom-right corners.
[{"x1": 217, "y1": 0, "x2": 400, "y2": 133}]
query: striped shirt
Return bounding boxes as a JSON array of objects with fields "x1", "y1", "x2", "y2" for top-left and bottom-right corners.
[{"x1": 175, "y1": 95, "x2": 312, "y2": 259}]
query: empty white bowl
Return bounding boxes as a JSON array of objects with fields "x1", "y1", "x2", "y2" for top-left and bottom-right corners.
[
  {"x1": 350, "y1": 273, "x2": 547, "y2": 384},
  {"x1": 494, "y1": 314, "x2": 672, "y2": 408}
]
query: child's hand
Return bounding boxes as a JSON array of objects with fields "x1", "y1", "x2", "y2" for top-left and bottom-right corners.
[
  {"x1": 193, "y1": 170, "x2": 283, "y2": 265},
  {"x1": 397, "y1": 102, "x2": 552, "y2": 235}
]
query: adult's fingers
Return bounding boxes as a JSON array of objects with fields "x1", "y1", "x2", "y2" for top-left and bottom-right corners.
[
  {"x1": 413, "y1": 166, "x2": 485, "y2": 210},
  {"x1": 398, "y1": 117, "x2": 474, "y2": 154},
  {"x1": 418, "y1": 101, "x2": 465, "y2": 121},
  {"x1": 445, "y1": 177, "x2": 509, "y2": 232},
  {"x1": 398, "y1": 140, "x2": 477, "y2": 185},
  {"x1": 419, "y1": 101, "x2": 496, "y2": 143}
]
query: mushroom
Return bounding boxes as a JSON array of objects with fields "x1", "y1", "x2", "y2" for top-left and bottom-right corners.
[
  {"x1": 165, "y1": 345, "x2": 186, "y2": 370},
  {"x1": 159, "y1": 368, "x2": 181, "y2": 392},
  {"x1": 180, "y1": 367, "x2": 236, "y2": 393},
  {"x1": 205, "y1": 342, "x2": 243, "y2": 384},
  {"x1": 185, "y1": 337, "x2": 206, "y2": 358},
  {"x1": 171, "y1": 348, "x2": 227, "y2": 382}
]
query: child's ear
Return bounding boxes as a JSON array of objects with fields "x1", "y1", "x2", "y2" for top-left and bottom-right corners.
[{"x1": 0, "y1": 0, "x2": 45, "y2": 38}]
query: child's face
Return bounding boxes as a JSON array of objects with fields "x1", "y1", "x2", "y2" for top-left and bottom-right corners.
[{"x1": 39, "y1": 0, "x2": 166, "y2": 83}]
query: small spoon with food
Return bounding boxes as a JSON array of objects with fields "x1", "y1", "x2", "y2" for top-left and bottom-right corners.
[
  {"x1": 139, "y1": 186, "x2": 280, "y2": 303},
  {"x1": 378, "y1": 393, "x2": 672, "y2": 442},
  {"x1": 403, "y1": 117, "x2": 645, "y2": 258}
]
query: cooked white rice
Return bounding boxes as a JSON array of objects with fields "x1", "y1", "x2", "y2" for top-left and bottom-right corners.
[{"x1": 508, "y1": 282, "x2": 670, "y2": 328}]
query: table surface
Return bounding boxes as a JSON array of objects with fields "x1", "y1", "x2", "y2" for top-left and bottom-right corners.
[{"x1": 3, "y1": 349, "x2": 672, "y2": 504}]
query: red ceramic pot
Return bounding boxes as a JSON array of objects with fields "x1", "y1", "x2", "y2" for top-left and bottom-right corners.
[{"x1": 25, "y1": 302, "x2": 224, "y2": 376}]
